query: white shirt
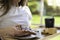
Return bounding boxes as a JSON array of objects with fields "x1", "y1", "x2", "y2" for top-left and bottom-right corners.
[{"x1": 0, "y1": 6, "x2": 32, "y2": 28}]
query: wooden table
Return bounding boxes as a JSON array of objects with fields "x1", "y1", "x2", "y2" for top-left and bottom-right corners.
[
  {"x1": 16, "y1": 28, "x2": 60, "y2": 40},
  {"x1": 39, "y1": 33, "x2": 60, "y2": 40}
]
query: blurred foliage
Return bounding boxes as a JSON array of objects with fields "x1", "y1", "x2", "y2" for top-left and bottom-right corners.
[
  {"x1": 28, "y1": 0, "x2": 39, "y2": 14},
  {"x1": 28, "y1": 0, "x2": 60, "y2": 15},
  {"x1": 44, "y1": 0, "x2": 60, "y2": 16}
]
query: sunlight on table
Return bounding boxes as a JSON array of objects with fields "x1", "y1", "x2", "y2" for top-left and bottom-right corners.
[{"x1": 49, "y1": 35, "x2": 60, "y2": 40}]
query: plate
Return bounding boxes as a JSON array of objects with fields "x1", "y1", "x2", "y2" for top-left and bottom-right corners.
[{"x1": 14, "y1": 35, "x2": 39, "y2": 39}]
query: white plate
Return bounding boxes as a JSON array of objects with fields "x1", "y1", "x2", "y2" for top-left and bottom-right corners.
[{"x1": 15, "y1": 35, "x2": 38, "y2": 39}]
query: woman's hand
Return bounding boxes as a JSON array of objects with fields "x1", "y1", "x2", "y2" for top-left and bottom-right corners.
[
  {"x1": 7, "y1": 25, "x2": 36, "y2": 37},
  {"x1": 11, "y1": 28, "x2": 36, "y2": 37}
]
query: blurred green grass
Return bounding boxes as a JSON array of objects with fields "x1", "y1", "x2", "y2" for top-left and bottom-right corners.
[
  {"x1": 31, "y1": 15, "x2": 40, "y2": 24},
  {"x1": 31, "y1": 15, "x2": 60, "y2": 27}
]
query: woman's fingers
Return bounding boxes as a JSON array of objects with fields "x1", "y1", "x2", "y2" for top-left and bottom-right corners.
[{"x1": 21, "y1": 30, "x2": 36, "y2": 35}]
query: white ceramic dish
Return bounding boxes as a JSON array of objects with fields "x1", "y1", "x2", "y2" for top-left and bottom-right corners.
[{"x1": 15, "y1": 35, "x2": 38, "y2": 39}]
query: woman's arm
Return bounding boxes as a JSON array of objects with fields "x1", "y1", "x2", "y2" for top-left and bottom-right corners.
[
  {"x1": 8, "y1": 25, "x2": 36, "y2": 37},
  {"x1": 24, "y1": 6, "x2": 32, "y2": 20}
]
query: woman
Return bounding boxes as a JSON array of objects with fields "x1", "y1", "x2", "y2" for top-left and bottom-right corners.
[{"x1": 0, "y1": 0, "x2": 35, "y2": 40}]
